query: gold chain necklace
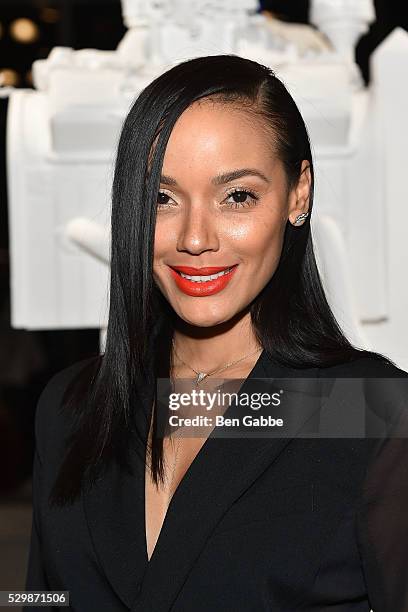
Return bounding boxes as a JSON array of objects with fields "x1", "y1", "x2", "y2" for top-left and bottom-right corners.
[{"x1": 171, "y1": 339, "x2": 263, "y2": 386}]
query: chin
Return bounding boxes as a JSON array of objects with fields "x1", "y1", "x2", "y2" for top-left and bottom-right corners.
[{"x1": 174, "y1": 308, "x2": 233, "y2": 329}]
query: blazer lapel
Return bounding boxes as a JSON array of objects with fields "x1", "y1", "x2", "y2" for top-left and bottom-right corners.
[
  {"x1": 83, "y1": 350, "x2": 322, "y2": 612},
  {"x1": 82, "y1": 438, "x2": 148, "y2": 609}
]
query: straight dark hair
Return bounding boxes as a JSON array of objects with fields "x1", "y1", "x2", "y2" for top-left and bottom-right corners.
[{"x1": 49, "y1": 54, "x2": 395, "y2": 506}]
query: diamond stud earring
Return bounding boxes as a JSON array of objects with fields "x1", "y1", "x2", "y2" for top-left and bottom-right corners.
[{"x1": 293, "y1": 212, "x2": 309, "y2": 225}]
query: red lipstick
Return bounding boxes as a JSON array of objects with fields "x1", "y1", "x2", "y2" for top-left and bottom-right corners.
[{"x1": 168, "y1": 264, "x2": 238, "y2": 297}]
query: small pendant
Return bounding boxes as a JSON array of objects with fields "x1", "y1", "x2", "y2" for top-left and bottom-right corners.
[{"x1": 195, "y1": 372, "x2": 207, "y2": 385}]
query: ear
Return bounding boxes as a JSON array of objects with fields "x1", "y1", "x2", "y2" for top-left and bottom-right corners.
[{"x1": 287, "y1": 160, "x2": 311, "y2": 226}]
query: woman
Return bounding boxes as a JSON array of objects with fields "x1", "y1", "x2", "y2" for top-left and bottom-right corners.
[{"x1": 25, "y1": 55, "x2": 408, "y2": 611}]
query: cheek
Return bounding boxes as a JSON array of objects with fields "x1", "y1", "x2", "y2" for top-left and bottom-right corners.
[
  {"x1": 153, "y1": 223, "x2": 172, "y2": 266},
  {"x1": 242, "y1": 219, "x2": 286, "y2": 293},
  {"x1": 229, "y1": 214, "x2": 285, "y2": 262}
]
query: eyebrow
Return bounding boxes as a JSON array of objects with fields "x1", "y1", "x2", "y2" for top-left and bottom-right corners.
[{"x1": 160, "y1": 168, "x2": 270, "y2": 186}]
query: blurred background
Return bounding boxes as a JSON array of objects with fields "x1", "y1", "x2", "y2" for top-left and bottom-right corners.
[{"x1": 0, "y1": 0, "x2": 407, "y2": 607}]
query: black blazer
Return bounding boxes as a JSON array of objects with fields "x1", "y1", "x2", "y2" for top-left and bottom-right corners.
[{"x1": 24, "y1": 350, "x2": 408, "y2": 612}]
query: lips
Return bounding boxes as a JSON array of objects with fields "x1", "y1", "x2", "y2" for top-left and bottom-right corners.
[{"x1": 168, "y1": 264, "x2": 238, "y2": 297}]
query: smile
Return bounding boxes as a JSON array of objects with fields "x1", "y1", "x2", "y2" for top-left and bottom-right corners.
[
  {"x1": 180, "y1": 268, "x2": 233, "y2": 282},
  {"x1": 168, "y1": 264, "x2": 239, "y2": 296}
]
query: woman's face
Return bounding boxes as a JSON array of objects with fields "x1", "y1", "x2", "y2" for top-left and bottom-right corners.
[{"x1": 153, "y1": 100, "x2": 310, "y2": 328}]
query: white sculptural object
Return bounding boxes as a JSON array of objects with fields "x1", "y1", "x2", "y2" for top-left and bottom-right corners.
[{"x1": 311, "y1": 0, "x2": 375, "y2": 63}]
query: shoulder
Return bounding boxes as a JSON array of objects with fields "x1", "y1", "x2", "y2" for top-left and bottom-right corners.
[
  {"x1": 34, "y1": 356, "x2": 101, "y2": 463},
  {"x1": 319, "y1": 352, "x2": 408, "y2": 433},
  {"x1": 318, "y1": 351, "x2": 408, "y2": 378}
]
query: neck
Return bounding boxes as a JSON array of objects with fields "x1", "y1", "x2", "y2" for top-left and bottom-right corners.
[{"x1": 171, "y1": 309, "x2": 263, "y2": 374}]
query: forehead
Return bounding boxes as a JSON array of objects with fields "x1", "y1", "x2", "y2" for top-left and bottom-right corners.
[{"x1": 161, "y1": 100, "x2": 276, "y2": 172}]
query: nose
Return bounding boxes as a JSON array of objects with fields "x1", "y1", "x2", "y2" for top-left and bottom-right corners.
[{"x1": 176, "y1": 202, "x2": 220, "y2": 255}]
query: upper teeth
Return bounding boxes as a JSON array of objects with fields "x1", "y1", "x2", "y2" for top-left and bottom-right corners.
[{"x1": 179, "y1": 267, "x2": 233, "y2": 282}]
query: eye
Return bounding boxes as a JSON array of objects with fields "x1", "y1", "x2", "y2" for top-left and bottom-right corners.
[
  {"x1": 157, "y1": 191, "x2": 176, "y2": 209},
  {"x1": 224, "y1": 188, "x2": 260, "y2": 209}
]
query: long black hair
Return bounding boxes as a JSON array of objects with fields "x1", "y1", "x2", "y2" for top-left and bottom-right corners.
[{"x1": 49, "y1": 54, "x2": 394, "y2": 506}]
